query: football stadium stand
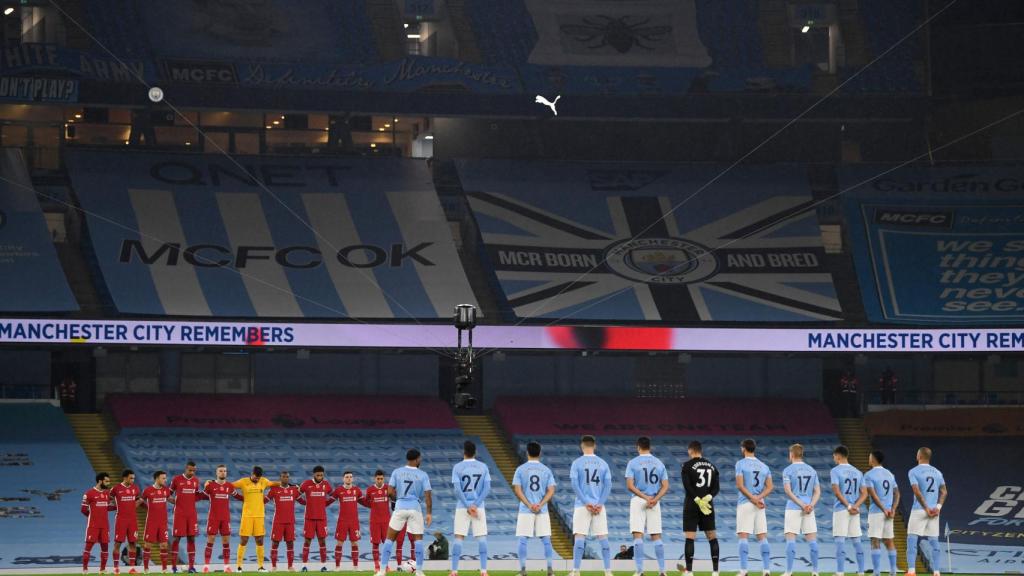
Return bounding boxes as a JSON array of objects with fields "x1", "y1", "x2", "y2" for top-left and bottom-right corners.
[
  {"x1": 497, "y1": 397, "x2": 844, "y2": 572},
  {"x1": 0, "y1": 149, "x2": 78, "y2": 313},
  {"x1": 107, "y1": 394, "x2": 544, "y2": 561},
  {"x1": 866, "y1": 408, "x2": 1024, "y2": 575},
  {"x1": 0, "y1": 403, "x2": 98, "y2": 569}
]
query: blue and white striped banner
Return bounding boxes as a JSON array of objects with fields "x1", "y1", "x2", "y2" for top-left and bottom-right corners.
[{"x1": 67, "y1": 150, "x2": 477, "y2": 318}]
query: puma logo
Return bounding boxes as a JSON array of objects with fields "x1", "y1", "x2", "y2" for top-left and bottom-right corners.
[{"x1": 535, "y1": 94, "x2": 561, "y2": 116}]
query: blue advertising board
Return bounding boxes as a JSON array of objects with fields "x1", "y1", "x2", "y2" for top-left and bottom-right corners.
[{"x1": 844, "y1": 166, "x2": 1024, "y2": 325}]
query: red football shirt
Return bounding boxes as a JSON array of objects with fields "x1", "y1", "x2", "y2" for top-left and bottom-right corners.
[
  {"x1": 82, "y1": 487, "x2": 112, "y2": 530},
  {"x1": 267, "y1": 484, "x2": 301, "y2": 525},
  {"x1": 329, "y1": 485, "x2": 362, "y2": 524},
  {"x1": 361, "y1": 484, "x2": 391, "y2": 524},
  {"x1": 203, "y1": 481, "x2": 236, "y2": 521},
  {"x1": 170, "y1": 474, "x2": 201, "y2": 516},
  {"x1": 142, "y1": 485, "x2": 171, "y2": 526},
  {"x1": 299, "y1": 479, "x2": 332, "y2": 521},
  {"x1": 110, "y1": 482, "x2": 140, "y2": 522}
]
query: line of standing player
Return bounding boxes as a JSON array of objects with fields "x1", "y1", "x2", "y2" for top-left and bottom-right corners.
[
  {"x1": 83, "y1": 436, "x2": 947, "y2": 576},
  {"x1": 81, "y1": 463, "x2": 418, "y2": 574}
]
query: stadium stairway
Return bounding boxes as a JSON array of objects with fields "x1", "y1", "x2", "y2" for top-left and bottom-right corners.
[
  {"x1": 68, "y1": 413, "x2": 147, "y2": 528},
  {"x1": 836, "y1": 417, "x2": 919, "y2": 573},
  {"x1": 454, "y1": 414, "x2": 573, "y2": 558}
]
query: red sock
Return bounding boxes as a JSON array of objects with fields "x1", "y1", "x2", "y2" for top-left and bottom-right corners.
[
  {"x1": 83, "y1": 542, "x2": 94, "y2": 571},
  {"x1": 143, "y1": 548, "x2": 151, "y2": 570},
  {"x1": 302, "y1": 542, "x2": 310, "y2": 564},
  {"x1": 100, "y1": 543, "x2": 109, "y2": 571},
  {"x1": 205, "y1": 542, "x2": 213, "y2": 566},
  {"x1": 373, "y1": 543, "x2": 380, "y2": 570},
  {"x1": 222, "y1": 542, "x2": 230, "y2": 565},
  {"x1": 171, "y1": 539, "x2": 180, "y2": 568},
  {"x1": 128, "y1": 545, "x2": 137, "y2": 567},
  {"x1": 187, "y1": 539, "x2": 196, "y2": 569},
  {"x1": 271, "y1": 542, "x2": 279, "y2": 569},
  {"x1": 319, "y1": 543, "x2": 327, "y2": 563},
  {"x1": 351, "y1": 543, "x2": 358, "y2": 567},
  {"x1": 160, "y1": 549, "x2": 168, "y2": 570},
  {"x1": 286, "y1": 542, "x2": 295, "y2": 569},
  {"x1": 395, "y1": 534, "x2": 404, "y2": 564},
  {"x1": 335, "y1": 544, "x2": 342, "y2": 567},
  {"x1": 113, "y1": 544, "x2": 121, "y2": 569}
]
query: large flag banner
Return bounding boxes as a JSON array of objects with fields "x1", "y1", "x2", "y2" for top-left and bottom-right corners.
[
  {"x1": 843, "y1": 166, "x2": 1024, "y2": 325},
  {"x1": 0, "y1": 149, "x2": 77, "y2": 312},
  {"x1": 116, "y1": 0, "x2": 376, "y2": 64},
  {"x1": 458, "y1": 160, "x2": 841, "y2": 322},
  {"x1": 525, "y1": 0, "x2": 712, "y2": 68},
  {"x1": 67, "y1": 150, "x2": 477, "y2": 318}
]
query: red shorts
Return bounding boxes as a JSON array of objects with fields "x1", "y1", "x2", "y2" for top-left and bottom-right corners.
[
  {"x1": 272, "y1": 523, "x2": 295, "y2": 542},
  {"x1": 303, "y1": 519, "x2": 327, "y2": 540},
  {"x1": 145, "y1": 523, "x2": 169, "y2": 543},
  {"x1": 206, "y1": 518, "x2": 231, "y2": 537},
  {"x1": 335, "y1": 521, "x2": 360, "y2": 542},
  {"x1": 85, "y1": 525, "x2": 110, "y2": 544},
  {"x1": 114, "y1": 517, "x2": 138, "y2": 543},
  {"x1": 369, "y1": 522, "x2": 388, "y2": 545},
  {"x1": 173, "y1": 512, "x2": 199, "y2": 537}
]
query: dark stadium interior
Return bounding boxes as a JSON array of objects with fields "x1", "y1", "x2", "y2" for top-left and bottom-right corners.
[{"x1": 0, "y1": 0, "x2": 1022, "y2": 574}]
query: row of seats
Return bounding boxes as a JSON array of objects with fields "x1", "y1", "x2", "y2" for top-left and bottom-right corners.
[{"x1": 0, "y1": 404, "x2": 97, "y2": 569}]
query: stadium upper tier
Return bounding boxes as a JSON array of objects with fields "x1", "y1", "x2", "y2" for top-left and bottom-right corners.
[
  {"x1": 0, "y1": 403, "x2": 98, "y2": 569},
  {"x1": 9, "y1": 152, "x2": 1024, "y2": 327},
  {"x1": 8, "y1": 0, "x2": 919, "y2": 106}
]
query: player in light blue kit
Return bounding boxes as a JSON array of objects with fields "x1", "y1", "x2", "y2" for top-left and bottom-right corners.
[
  {"x1": 831, "y1": 445, "x2": 868, "y2": 576},
  {"x1": 512, "y1": 441, "x2": 556, "y2": 576},
  {"x1": 782, "y1": 444, "x2": 821, "y2": 576},
  {"x1": 374, "y1": 449, "x2": 432, "y2": 576},
  {"x1": 906, "y1": 447, "x2": 946, "y2": 576},
  {"x1": 569, "y1": 435, "x2": 613, "y2": 576},
  {"x1": 625, "y1": 436, "x2": 669, "y2": 576},
  {"x1": 450, "y1": 441, "x2": 492, "y2": 576},
  {"x1": 735, "y1": 438, "x2": 773, "y2": 576},
  {"x1": 864, "y1": 451, "x2": 900, "y2": 576}
]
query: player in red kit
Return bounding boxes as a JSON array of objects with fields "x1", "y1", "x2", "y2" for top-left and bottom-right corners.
[
  {"x1": 142, "y1": 471, "x2": 172, "y2": 573},
  {"x1": 360, "y1": 470, "x2": 390, "y2": 572},
  {"x1": 82, "y1": 472, "x2": 113, "y2": 574},
  {"x1": 110, "y1": 469, "x2": 141, "y2": 574},
  {"x1": 267, "y1": 471, "x2": 301, "y2": 571},
  {"x1": 299, "y1": 465, "x2": 332, "y2": 572},
  {"x1": 200, "y1": 465, "x2": 240, "y2": 573},
  {"x1": 327, "y1": 471, "x2": 362, "y2": 570},
  {"x1": 169, "y1": 461, "x2": 201, "y2": 573}
]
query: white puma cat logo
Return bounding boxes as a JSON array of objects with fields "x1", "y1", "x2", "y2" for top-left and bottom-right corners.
[{"x1": 535, "y1": 94, "x2": 561, "y2": 116}]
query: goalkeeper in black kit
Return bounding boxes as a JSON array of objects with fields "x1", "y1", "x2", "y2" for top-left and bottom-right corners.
[{"x1": 679, "y1": 441, "x2": 721, "y2": 576}]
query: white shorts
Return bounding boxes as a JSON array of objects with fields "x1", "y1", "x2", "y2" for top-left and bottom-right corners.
[
  {"x1": 784, "y1": 508, "x2": 818, "y2": 535},
  {"x1": 907, "y1": 508, "x2": 939, "y2": 537},
  {"x1": 516, "y1": 512, "x2": 552, "y2": 538},
  {"x1": 736, "y1": 501, "x2": 768, "y2": 535},
  {"x1": 572, "y1": 506, "x2": 609, "y2": 537},
  {"x1": 629, "y1": 496, "x2": 663, "y2": 534},
  {"x1": 867, "y1": 512, "x2": 895, "y2": 539},
  {"x1": 453, "y1": 507, "x2": 488, "y2": 537},
  {"x1": 388, "y1": 509, "x2": 424, "y2": 535},
  {"x1": 832, "y1": 510, "x2": 863, "y2": 538}
]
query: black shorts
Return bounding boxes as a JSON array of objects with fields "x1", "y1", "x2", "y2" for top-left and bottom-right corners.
[{"x1": 683, "y1": 504, "x2": 716, "y2": 533}]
